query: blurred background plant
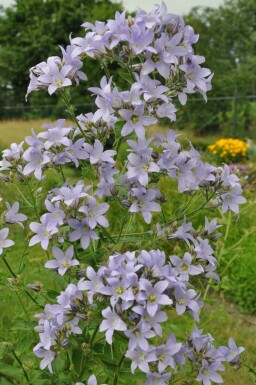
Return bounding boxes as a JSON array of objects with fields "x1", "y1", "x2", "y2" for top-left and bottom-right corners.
[{"x1": 208, "y1": 138, "x2": 249, "y2": 163}]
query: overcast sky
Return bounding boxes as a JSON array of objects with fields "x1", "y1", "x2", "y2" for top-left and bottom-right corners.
[{"x1": 1, "y1": 0, "x2": 224, "y2": 15}]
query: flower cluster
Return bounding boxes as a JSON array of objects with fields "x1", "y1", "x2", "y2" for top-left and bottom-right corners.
[
  {"x1": 0, "y1": 3, "x2": 247, "y2": 385},
  {"x1": 208, "y1": 138, "x2": 249, "y2": 163},
  {"x1": 34, "y1": 242, "x2": 244, "y2": 384},
  {"x1": 0, "y1": 199, "x2": 27, "y2": 256}
]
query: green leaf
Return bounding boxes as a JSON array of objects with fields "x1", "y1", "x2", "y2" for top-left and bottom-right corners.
[
  {"x1": 0, "y1": 363, "x2": 23, "y2": 378},
  {"x1": 72, "y1": 348, "x2": 86, "y2": 375},
  {"x1": 10, "y1": 320, "x2": 37, "y2": 331}
]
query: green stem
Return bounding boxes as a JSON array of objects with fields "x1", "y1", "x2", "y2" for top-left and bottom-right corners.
[
  {"x1": 170, "y1": 369, "x2": 196, "y2": 384},
  {"x1": 26, "y1": 180, "x2": 40, "y2": 221},
  {"x1": 2, "y1": 256, "x2": 44, "y2": 309},
  {"x1": 25, "y1": 290, "x2": 44, "y2": 309},
  {"x1": 117, "y1": 214, "x2": 128, "y2": 243},
  {"x1": 100, "y1": 226, "x2": 116, "y2": 244},
  {"x1": 90, "y1": 324, "x2": 100, "y2": 348},
  {"x1": 164, "y1": 190, "x2": 216, "y2": 227},
  {"x1": 12, "y1": 350, "x2": 32, "y2": 385},
  {"x1": 12, "y1": 184, "x2": 34, "y2": 209},
  {"x1": 59, "y1": 166, "x2": 66, "y2": 183},
  {"x1": 15, "y1": 292, "x2": 30, "y2": 321},
  {"x1": 101, "y1": 61, "x2": 111, "y2": 80},
  {"x1": 113, "y1": 352, "x2": 126, "y2": 385},
  {"x1": 60, "y1": 91, "x2": 88, "y2": 141},
  {"x1": 2, "y1": 255, "x2": 16, "y2": 277},
  {"x1": 18, "y1": 242, "x2": 29, "y2": 274}
]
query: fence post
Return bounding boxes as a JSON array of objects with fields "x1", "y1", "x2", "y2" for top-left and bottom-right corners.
[{"x1": 233, "y1": 95, "x2": 238, "y2": 138}]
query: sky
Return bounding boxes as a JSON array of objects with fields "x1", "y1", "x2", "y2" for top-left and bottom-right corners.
[{"x1": 1, "y1": 0, "x2": 224, "y2": 15}]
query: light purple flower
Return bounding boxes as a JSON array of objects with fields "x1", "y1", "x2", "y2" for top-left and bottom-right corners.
[
  {"x1": 0, "y1": 228, "x2": 14, "y2": 255},
  {"x1": 37, "y1": 59, "x2": 72, "y2": 95},
  {"x1": 38, "y1": 119, "x2": 73, "y2": 149},
  {"x1": 99, "y1": 306, "x2": 127, "y2": 344},
  {"x1": 84, "y1": 139, "x2": 116, "y2": 164},
  {"x1": 119, "y1": 104, "x2": 157, "y2": 138},
  {"x1": 68, "y1": 219, "x2": 99, "y2": 249},
  {"x1": 78, "y1": 266, "x2": 106, "y2": 304},
  {"x1": 127, "y1": 153, "x2": 159, "y2": 186},
  {"x1": 5, "y1": 202, "x2": 27, "y2": 228},
  {"x1": 29, "y1": 218, "x2": 58, "y2": 250},
  {"x1": 138, "y1": 278, "x2": 172, "y2": 317},
  {"x1": 129, "y1": 187, "x2": 161, "y2": 224},
  {"x1": 126, "y1": 346, "x2": 155, "y2": 373},
  {"x1": 196, "y1": 360, "x2": 224, "y2": 385},
  {"x1": 125, "y1": 326, "x2": 155, "y2": 351},
  {"x1": 45, "y1": 246, "x2": 79, "y2": 276},
  {"x1": 219, "y1": 338, "x2": 245, "y2": 363},
  {"x1": 79, "y1": 196, "x2": 109, "y2": 229},
  {"x1": 170, "y1": 252, "x2": 204, "y2": 280}
]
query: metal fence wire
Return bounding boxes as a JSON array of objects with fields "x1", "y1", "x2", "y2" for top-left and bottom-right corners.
[{"x1": 1, "y1": 95, "x2": 256, "y2": 138}]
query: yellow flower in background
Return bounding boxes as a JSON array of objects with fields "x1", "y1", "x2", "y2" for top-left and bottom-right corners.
[{"x1": 208, "y1": 138, "x2": 249, "y2": 162}]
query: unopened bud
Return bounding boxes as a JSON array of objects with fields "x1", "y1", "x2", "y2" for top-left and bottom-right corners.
[
  {"x1": 127, "y1": 16, "x2": 134, "y2": 27},
  {"x1": 121, "y1": 199, "x2": 132, "y2": 208},
  {"x1": 7, "y1": 275, "x2": 21, "y2": 286},
  {"x1": 76, "y1": 268, "x2": 87, "y2": 278},
  {"x1": 0, "y1": 174, "x2": 10, "y2": 182},
  {"x1": 110, "y1": 187, "x2": 119, "y2": 196},
  {"x1": 16, "y1": 174, "x2": 25, "y2": 182},
  {"x1": 27, "y1": 283, "x2": 42, "y2": 292},
  {"x1": 70, "y1": 302, "x2": 80, "y2": 312},
  {"x1": 151, "y1": 151, "x2": 159, "y2": 160},
  {"x1": 61, "y1": 339, "x2": 69, "y2": 347}
]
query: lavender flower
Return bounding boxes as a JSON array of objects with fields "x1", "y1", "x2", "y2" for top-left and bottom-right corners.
[
  {"x1": 29, "y1": 218, "x2": 58, "y2": 250},
  {"x1": 84, "y1": 139, "x2": 116, "y2": 164},
  {"x1": 129, "y1": 188, "x2": 161, "y2": 224},
  {"x1": 138, "y1": 278, "x2": 172, "y2": 317},
  {"x1": 0, "y1": 228, "x2": 14, "y2": 255},
  {"x1": 45, "y1": 246, "x2": 79, "y2": 276},
  {"x1": 4, "y1": 202, "x2": 27, "y2": 228},
  {"x1": 219, "y1": 338, "x2": 245, "y2": 363},
  {"x1": 99, "y1": 307, "x2": 127, "y2": 344},
  {"x1": 196, "y1": 360, "x2": 224, "y2": 385},
  {"x1": 119, "y1": 105, "x2": 157, "y2": 138}
]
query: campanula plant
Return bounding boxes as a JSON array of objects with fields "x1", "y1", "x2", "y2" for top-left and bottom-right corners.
[{"x1": 0, "y1": 3, "x2": 247, "y2": 385}]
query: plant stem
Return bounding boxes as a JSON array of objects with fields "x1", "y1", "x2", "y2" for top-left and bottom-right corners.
[
  {"x1": 2, "y1": 255, "x2": 44, "y2": 309},
  {"x1": 164, "y1": 190, "x2": 216, "y2": 227},
  {"x1": 26, "y1": 180, "x2": 40, "y2": 221},
  {"x1": 59, "y1": 166, "x2": 66, "y2": 183},
  {"x1": 12, "y1": 350, "x2": 32, "y2": 385},
  {"x1": 113, "y1": 352, "x2": 126, "y2": 385},
  {"x1": 117, "y1": 214, "x2": 128, "y2": 243},
  {"x1": 12, "y1": 184, "x2": 34, "y2": 209},
  {"x1": 170, "y1": 369, "x2": 196, "y2": 384},
  {"x1": 15, "y1": 292, "x2": 30, "y2": 321},
  {"x1": 2, "y1": 255, "x2": 16, "y2": 277},
  {"x1": 100, "y1": 226, "x2": 116, "y2": 244},
  {"x1": 90, "y1": 324, "x2": 100, "y2": 348},
  {"x1": 60, "y1": 91, "x2": 89, "y2": 141}
]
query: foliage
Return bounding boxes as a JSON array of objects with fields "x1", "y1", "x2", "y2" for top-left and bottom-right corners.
[{"x1": 174, "y1": 0, "x2": 256, "y2": 135}]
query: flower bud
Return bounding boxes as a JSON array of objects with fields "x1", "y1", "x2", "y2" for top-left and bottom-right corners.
[
  {"x1": 27, "y1": 283, "x2": 42, "y2": 292},
  {"x1": 121, "y1": 199, "x2": 132, "y2": 208}
]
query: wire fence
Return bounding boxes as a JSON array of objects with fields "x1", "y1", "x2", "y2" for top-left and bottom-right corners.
[{"x1": 1, "y1": 95, "x2": 256, "y2": 138}]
